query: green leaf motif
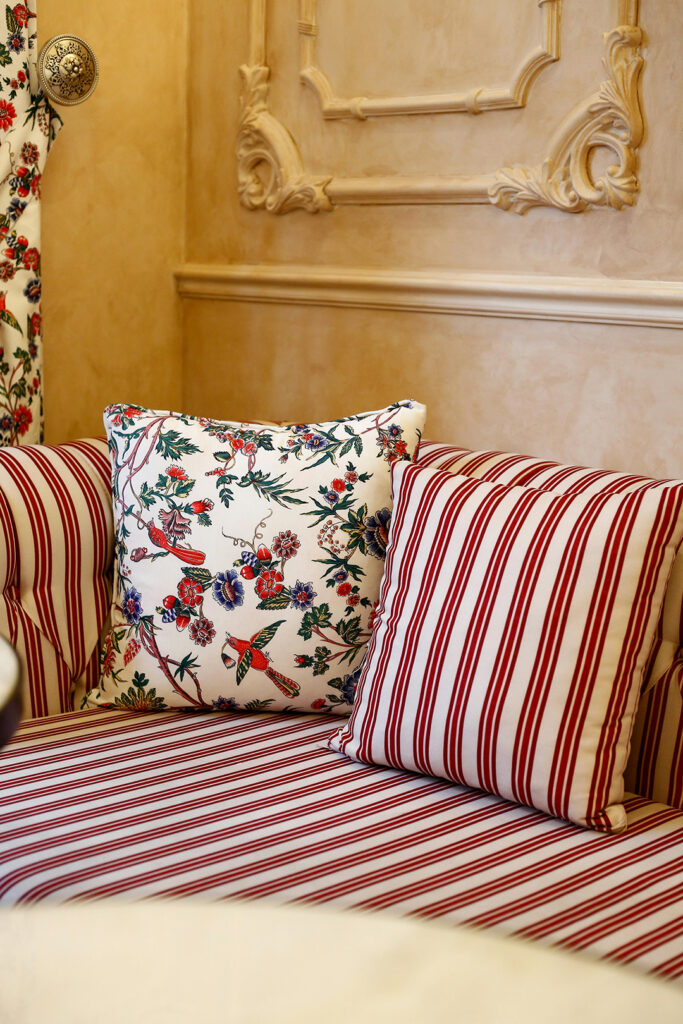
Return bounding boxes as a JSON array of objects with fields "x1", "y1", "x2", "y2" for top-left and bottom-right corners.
[
  {"x1": 156, "y1": 429, "x2": 201, "y2": 461},
  {"x1": 183, "y1": 566, "x2": 213, "y2": 588},
  {"x1": 251, "y1": 620, "x2": 285, "y2": 651},
  {"x1": 244, "y1": 698, "x2": 275, "y2": 713},
  {"x1": 238, "y1": 470, "x2": 306, "y2": 508},
  {"x1": 0, "y1": 43, "x2": 12, "y2": 67},
  {"x1": 257, "y1": 592, "x2": 291, "y2": 611},
  {"x1": 174, "y1": 653, "x2": 200, "y2": 682},
  {"x1": 5, "y1": 5, "x2": 17, "y2": 33},
  {"x1": 236, "y1": 647, "x2": 253, "y2": 685},
  {"x1": 132, "y1": 671, "x2": 149, "y2": 689},
  {"x1": 138, "y1": 482, "x2": 158, "y2": 510},
  {"x1": 336, "y1": 615, "x2": 362, "y2": 646},
  {"x1": 1, "y1": 309, "x2": 22, "y2": 333},
  {"x1": 299, "y1": 603, "x2": 332, "y2": 641}
]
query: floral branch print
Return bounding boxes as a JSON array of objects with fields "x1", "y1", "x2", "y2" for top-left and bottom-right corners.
[{"x1": 93, "y1": 401, "x2": 425, "y2": 713}]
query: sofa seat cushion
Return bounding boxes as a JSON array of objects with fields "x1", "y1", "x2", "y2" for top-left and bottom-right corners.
[{"x1": 1, "y1": 710, "x2": 682, "y2": 982}]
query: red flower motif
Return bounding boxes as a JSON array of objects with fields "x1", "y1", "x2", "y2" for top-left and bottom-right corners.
[
  {"x1": 176, "y1": 613, "x2": 191, "y2": 630},
  {"x1": 394, "y1": 440, "x2": 408, "y2": 456},
  {"x1": 31, "y1": 312, "x2": 41, "y2": 334},
  {"x1": 336, "y1": 582, "x2": 352, "y2": 597},
  {"x1": 4, "y1": 249, "x2": 15, "y2": 260},
  {"x1": 177, "y1": 577, "x2": 203, "y2": 607},
  {"x1": 13, "y1": 405, "x2": 32, "y2": 436},
  {"x1": 16, "y1": 236, "x2": 27, "y2": 249},
  {"x1": 0, "y1": 294, "x2": 6, "y2": 312},
  {"x1": 124, "y1": 639, "x2": 141, "y2": 665},
  {"x1": 17, "y1": 70, "x2": 25, "y2": 83},
  {"x1": 311, "y1": 699, "x2": 326, "y2": 710},
  {"x1": 231, "y1": 438, "x2": 244, "y2": 449},
  {"x1": 0, "y1": 262, "x2": 15, "y2": 281},
  {"x1": 20, "y1": 142, "x2": 38, "y2": 164},
  {"x1": 295, "y1": 656, "x2": 308, "y2": 666},
  {"x1": 272, "y1": 530, "x2": 300, "y2": 561},
  {"x1": 0, "y1": 100, "x2": 16, "y2": 132},
  {"x1": 16, "y1": 166, "x2": 28, "y2": 178},
  {"x1": 345, "y1": 471, "x2": 358, "y2": 484},
  {"x1": 347, "y1": 594, "x2": 360, "y2": 607},
  {"x1": 256, "y1": 569, "x2": 284, "y2": 599},
  {"x1": 190, "y1": 498, "x2": 214, "y2": 514},
  {"x1": 190, "y1": 617, "x2": 216, "y2": 647},
  {"x1": 256, "y1": 545, "x2": 272, "y2": 562},
  {"x1": 332, "y1": 478, "x2": 346, "y2": 493},
  {"x1": 13, "y1": 4, "x2": 29, "y2": 27},
  {"x1": 168, "y1": 465, "x2": 188, "y2": 481},
  {"x1": 22, "y1": 247, "x2": 39, "y2": 270},
  {"x1": 243, "y1": 441, "x2": 257, "y2": 455}
]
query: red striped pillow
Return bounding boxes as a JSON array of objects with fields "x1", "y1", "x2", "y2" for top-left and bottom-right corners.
[
  {"x1": 329, "y1": 463, "x2": 683, "y2": 833},
  {"x1": 0, "y1": 439, "x2": 114, "y2": 717},
  {"x1": 415, "y1": 441, "x2": 683, "y2": 810}
]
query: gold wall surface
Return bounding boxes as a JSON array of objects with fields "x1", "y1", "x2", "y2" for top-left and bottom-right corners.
[
  {"x1": 41, "y1": 0, "x2": 188, "y2": 442},
  {"x1": 40, "y1": 1, "x2": 683, "y2": 479},
  {"x1": 180, "y1": 0, "x2": 682, "y2": 479}
]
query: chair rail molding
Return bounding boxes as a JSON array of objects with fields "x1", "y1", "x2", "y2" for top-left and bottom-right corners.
[
  {"x1": 298, "y1": 0, "x2": 561, "y2": 120},
  {"x1": 176, "y1": 264, "x2": 683, "y2": 331},
  {"x1": 238, "y1": 0, "x2": 643, "y2": 216}
]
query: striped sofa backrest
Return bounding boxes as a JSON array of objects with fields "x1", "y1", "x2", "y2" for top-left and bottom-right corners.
[
  {"x1": 416, "y1": 441, "x2": 683, "y2": 810},
  {"x1": 0, "y1": 438, "x2": 114, "y2": 717}
]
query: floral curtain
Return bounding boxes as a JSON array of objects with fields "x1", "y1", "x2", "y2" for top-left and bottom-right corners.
[{"x1": 0, "y1": 2, "x2": 59, "y2": 445}]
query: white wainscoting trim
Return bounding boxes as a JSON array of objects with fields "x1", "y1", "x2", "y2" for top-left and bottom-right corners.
[{"x1": 176, "y1": 264, "x2": 683, "y2": 330}]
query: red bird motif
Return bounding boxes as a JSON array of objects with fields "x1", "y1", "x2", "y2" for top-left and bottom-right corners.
[
  {"x1": 147, "y1": 524, "x2": 205, "y2": 566},
  {"x1": 221, "y1": 620, "x2": 300, "y2": 699}
]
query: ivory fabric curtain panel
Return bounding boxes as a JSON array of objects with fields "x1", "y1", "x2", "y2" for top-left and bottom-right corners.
[{"x1": 0, "y1": 2, "x2": 59, "y2": 445}]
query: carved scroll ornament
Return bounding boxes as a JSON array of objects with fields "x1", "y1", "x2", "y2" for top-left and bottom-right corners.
[{"x1": 239, "y1": 2, "x2": 644, "y2": 216}]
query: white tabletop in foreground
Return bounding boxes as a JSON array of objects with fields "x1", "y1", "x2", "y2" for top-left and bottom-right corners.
[{"x1": 0, "y1": 901, "x2": 680, "y2": 1023}]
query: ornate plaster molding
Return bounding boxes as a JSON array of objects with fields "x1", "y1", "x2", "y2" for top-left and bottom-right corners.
[
  {"x1": 489, "y1": 25, "x2": 644, "y2": 213},
  {"x1": 239, "y1": 1, "x2": 644, "y2": 215},
  {"x1": 176, "y1": 263, "x2": 683, "y2": 331},
  {"x1": 298, "y1": 0, "x2": 561, "y2": 120},
  {"x1": 237, "y1": 64, "x2": 332, "y2": 214}
]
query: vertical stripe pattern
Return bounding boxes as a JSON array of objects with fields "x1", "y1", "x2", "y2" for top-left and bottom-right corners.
[
  {"x1": 416, "y1": 441, "x2": 683, "y2": 810},
  {"x1": 0, "y1": 438, "x2": 114, "y2": 717},
  {"x1": 331, "y1": 463, "x2": 683, "y2": 832}
]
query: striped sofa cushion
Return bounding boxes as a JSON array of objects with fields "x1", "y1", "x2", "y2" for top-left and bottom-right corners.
[
  {"x1": 416, "y1": 442, "x2": 683, "y2": 810},
  {"x1": 0, "y1": 438, "x2": 114, "y2": 717},
  {"x1": 330, "y1": 463, "x2": 683, "y2": 833},
  {"x1": 3, "y1": 708, "x2": 683, "y2": 981}
]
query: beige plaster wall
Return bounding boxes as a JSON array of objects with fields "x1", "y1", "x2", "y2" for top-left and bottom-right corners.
[
  {"x1": 182, "y1": 0, "x2": 683, "y2": 479},
  {"x1": 41, "y1": 0, "x2": 188, "y2": 443}
]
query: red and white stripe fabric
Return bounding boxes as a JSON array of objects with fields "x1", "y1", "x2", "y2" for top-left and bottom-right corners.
[
  {"x1": 0, "y1": 439, "x2": 114, "y2": 718},
  {"x1": 1, "y1": 709, "x2": 682, "y2": 982},
  {"x1": 331, "y1": 463, "x2": 683, "y2": 833},
  {"x1": 416, "y1": 441, "x2": 683, "y2": 811}
]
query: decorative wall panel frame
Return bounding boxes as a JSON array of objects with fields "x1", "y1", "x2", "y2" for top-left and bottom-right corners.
[
  {"x1": 238, "y1": 0, "x2": 643, "y2": 215},
  {"x1": 298, "y1": 0, "x2": 561, "y2": 120}
]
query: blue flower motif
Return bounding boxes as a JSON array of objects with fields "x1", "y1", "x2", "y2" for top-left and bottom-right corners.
[
  {"x1": 304, "y1": 433, "x2": 327, "y2": 452},
  {"x1": 324, "y1": 490, "x2": 339, "y2": 506},
  {"x1": 213, "y1": 696, "x2": 238, "y2": 711},
  {"x1": 212, "y1": 569, "x2": 245, "y2": 610},
  {"x1": 7, "y1": 31, "x2": 24, "y2": 53},
  {"x1": 364, "y1": 508, "x2": 392, "y2": 560},
  {"x1": 291, "y1": 424, "x2": 310, "y2": 434},
  {"x1": 341, "y1": 663, "x2": 363, "y2": 704},
  {"x1": 24, "y1": 278, "x2": 41, "y2": 304},
  {"x1": 290, "y1": 580, "x2": 317, "y2": 611},
  {"x1": 122, "y1": 586, "x2": 142, "y2": 625},
  {"x1": 8, "y1": 198, "x2": 26, "y2": 221},
  {"x1": 387, "y1": 424, "x2": 403, "y2": 438},
  {"x1": 333, "y1": 568, "x2": 348, "y2": 583}
]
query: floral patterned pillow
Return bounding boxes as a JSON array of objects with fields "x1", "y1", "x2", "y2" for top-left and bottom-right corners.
[{"x1": 87, "y1": 400, "x2": 426, "y2": 714}]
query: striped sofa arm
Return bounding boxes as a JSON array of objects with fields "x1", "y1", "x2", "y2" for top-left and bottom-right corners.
[{"x1": 0, "y1": 438, "x2": 114, "y2": 718}]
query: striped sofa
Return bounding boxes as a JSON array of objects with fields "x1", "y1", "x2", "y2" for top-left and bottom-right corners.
[{"x1": 1, "y1": 439, "x2": 682, "y2": 983}]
